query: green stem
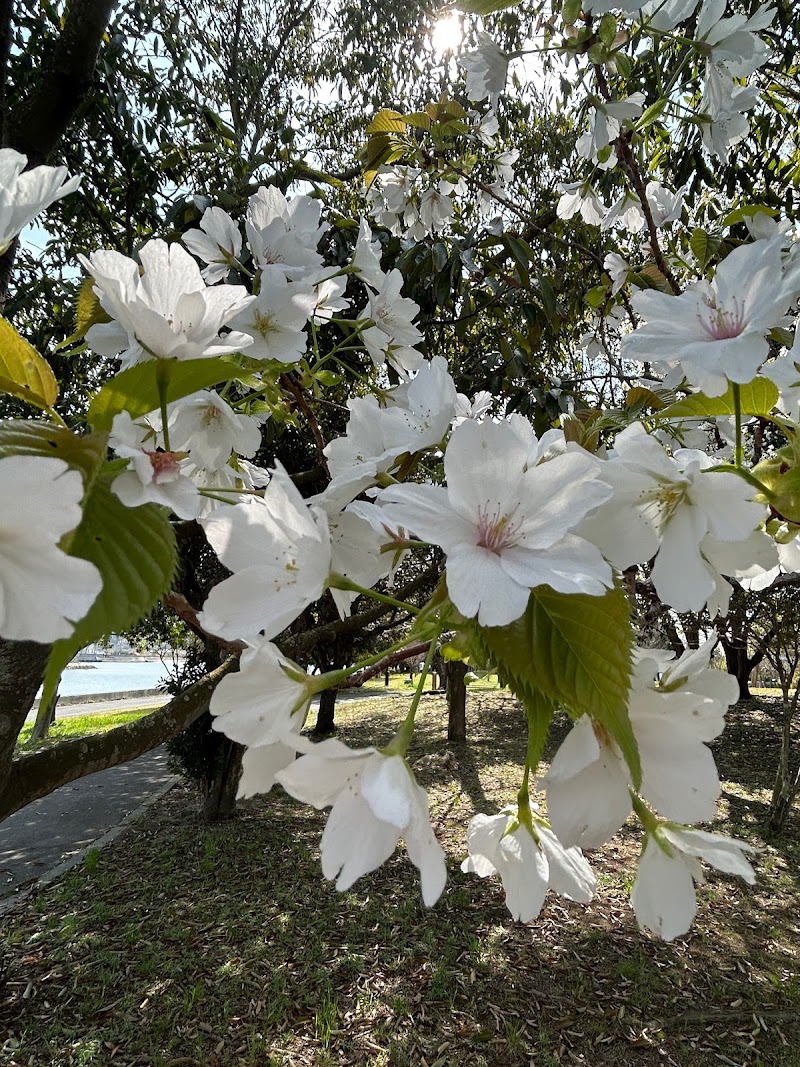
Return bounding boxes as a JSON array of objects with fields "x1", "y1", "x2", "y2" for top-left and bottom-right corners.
[
  {"x1": 705, "y1": 463, "x2": 777, "y2": 502},
  {"x1": 732, "y1": 382, "x2": 743, "y2": 468},
  {"x1": 384, "y1": 631, "x2": 440, "y2": 757},
  {"x1": 156, "y1": 360, "x2": 172, "y2": 451},
  {"x1": 327, "y1": 572, "x2": 420, "y2": 615},
  {"x1": 517, "y1": 695, "x2": 554, "y2": 813},
  {"x1": 629, "y1": 790, "x2": 659, "y2": 834},
  {"x1": 46, "y1": 407, "x2": 69, "y2": 428}
]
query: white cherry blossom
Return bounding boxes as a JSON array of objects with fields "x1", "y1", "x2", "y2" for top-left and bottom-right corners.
[
  {"x1": 632, "y1": 827, "x2": 756, "y2": 941},
  {"x1": 182, "y1": 206, "x2": 243, "y2": 283},
  {"x1": 325, "y1": 356, "x2": 458, "y2": 484},
  {"x1": 624, "y1": 235, "x2": 800, "y2": 395},
  {"x1": 0, "y1": 149, "x2": 81, "y2": 254},
  {"x1": 228, "y1": 276, "x2": 316, "y2": 364},
  {"x1": 164, "y1": 390, "x2": 261, "y2": 471},
  {"x1": 109, "y1": 411, "x2": 201, "y2": 519},
  {"x1": 458, "y1": 32, "x2": 509, "y2": 104},
  {"x1": 580, "y1": 423, "x2": 769, "y2": 613},
  {"x1": 378, "y1": 417, "x2": 614, "y2": 627},
  {"x1": 544, "y1": 640, "x2": 739, "y2": 848},
  {"x1": 0, "y1": 455, "x2": 102, "y2": 642},
  {"x1": 275, "y1": 741, "x2": 447, "y2": 906},
  {"x1": 198, "y1": 462, "x2": 331, "y2": 641},
  {"x1": 461, "y1": 808, "x2": 596, "y2": 922},
  {"x1": 80, "y1": 239, "x2": 254, "y2": 367},
  {"x1": 210, "y1": 637, "x2": 312, "y2": 747},
  {"x1": 245, "y1": 186, "x2": 326, "y2": 280}
]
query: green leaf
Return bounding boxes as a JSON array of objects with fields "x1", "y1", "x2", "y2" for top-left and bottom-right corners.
[
  {"x1": 689, "y1": 227, "x2": 723, "y2": 270},
  {"x1": 366, "y1": 109, "x2": 407, "y2": 135},
  {"x1": 88, "y1": 356, "x2": 239, "y2": 431},
  {"x1": 585, "y1": 284, "x2": 608, "y2": 309},
  {"x1": 658, "y1": 377, "x2": 779, "y2": 420},
  {"x1": 502, "y1": 234, "x2": 531, "y2": 288},
  {"x1": 0, "y1": 315, "x2": 58, "y2": 409},
  {"x1": 479, "y1": 584, "x2": 639, "y2": 785},
  {"x1": 562, "y1": 0, "x2": 582, "y2": 25},
  {"x1": 458, "y1": 0, "x2": 520, "y2": 10},
  {"x1": 635, "y1": 98, "x2": 668, "y2": 132},
  {"x1": 0, "y1": 420, "x2": 105, "y2": 483},
  {"x1": 39, "y1": 472, "x2": 178, "y2": 712}
]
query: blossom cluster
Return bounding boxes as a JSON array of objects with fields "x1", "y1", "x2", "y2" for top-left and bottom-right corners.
[{"x1": 1, "y1": 0, "x2": 798, "y2": 948}]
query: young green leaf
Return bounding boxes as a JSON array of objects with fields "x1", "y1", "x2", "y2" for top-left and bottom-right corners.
[
  {"x1": 87, "y1": 356, "x2": 239, "y2": 431},
  {"x1": 658, "y1": 377, "x2": 778, "y2": 420},
  {"x1": 480, "y1": 584, "x2": 639, "y2": 785},
  {"x1": 0, "y1": 420, "x2": 105, "y2": 484},
  {"x1": 38, "y1": 471, "x2": 178, "y2": 712},
  {"x1": 0, "y1": 316, "x2": 58, "y2": 410}
]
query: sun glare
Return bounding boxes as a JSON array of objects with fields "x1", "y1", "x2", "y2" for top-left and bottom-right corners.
[{"x1": 431, "y1": 13, "x2": 463, "y2": 57}]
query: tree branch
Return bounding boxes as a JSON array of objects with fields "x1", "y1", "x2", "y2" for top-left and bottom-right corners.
[
  {"x1": 7, "y1": 0, "x2": 117, "y2": 165},
  {"x1": 0, "y1": 655, "x2": 238, "y2": 823}
]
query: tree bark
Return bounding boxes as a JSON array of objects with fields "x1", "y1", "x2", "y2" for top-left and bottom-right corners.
[
  {"x1": 446, "y1": 660, "x2": 468, "y2": 744},
  {"x1": 312, "y1": 688, "x2": 338, "y2": 737},
  {"x1": 0, "y1": 655, "x2": 238, "y2": 823},
  {"x1": 202, "y1": 738, "x2": 244, "y2": 821},
  {"x1": 6, "y1": 0, "x2": 118, "y2": 164},
  {"x1": 721, "y1": 635, "x2": 771, "y2": 702},
  {"x1": 0, "y1": 636, "x2": 51, "y2": 784}
]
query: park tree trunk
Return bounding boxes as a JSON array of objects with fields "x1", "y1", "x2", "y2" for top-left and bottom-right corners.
[
  {"x1": 0, "y1": 637, "x2": 51, "y2": 780},
  {"x1": 313, "y1": 688, "x2": 338, "y2": 737},
  {"x1": 720, "y1": 633, "x2": 772, "y2": 702},
  {"x1": 768, "y1": 688, "x2": 800, "y2": 833},
  {"x1": 202, "y1": 737, "x2": 243, "y2": 821},
  {"x1": 446, "y1": 660, "x2": 468, "y2": 744}
]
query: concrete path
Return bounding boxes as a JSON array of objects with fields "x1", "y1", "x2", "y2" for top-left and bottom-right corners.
[
  {"x1": 2, "y1": 687, "x2": 410, "y2": 911},
  {"x1": 0, "y1": 747, "x2": 176, "y2": 910}
]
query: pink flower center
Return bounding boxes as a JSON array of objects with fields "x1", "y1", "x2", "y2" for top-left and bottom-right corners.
[
  {"x1": 699, "y1": 297, "x2": 746, "y2": 341},
  {"x1": 475, "y1": 504, "x2": 521, "y2": 554},
  {"x1": 146, "y1": 450, "x2": 182, "y2": 484}
]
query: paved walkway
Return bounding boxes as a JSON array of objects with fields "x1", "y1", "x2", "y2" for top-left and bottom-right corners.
[
  {"x1": 0, "y1": 747, "x2": 176, "y2": 910},
  {"x1": 2, "y1": 688, "x2": 408, "y2": 910}
]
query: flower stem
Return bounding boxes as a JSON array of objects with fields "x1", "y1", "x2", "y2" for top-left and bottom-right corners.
[
  {"x1": 517, "y1": 694, "x2": 554, "y2": 812},
  {"x1": 733, "y1": 382, "x2": 744, "y2": 468},
  {"x1": 384, "y1": 631, "x2": 440, "y2": 757},
  {"x1": 327, "y1": 572, "x2": 420, "y2": 615},
  {"x1": 705, "y1": 463, "x2": 777, "y2": 502},
  {"x1": 156, "y1": 360, "x2": 172, "y2": 451}
]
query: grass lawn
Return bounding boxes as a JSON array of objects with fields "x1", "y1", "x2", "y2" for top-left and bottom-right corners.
[
  {"x1": 15, "y1": 708, "x2": 156, "y2": 751},
  {"x1": 1, "y1": 692, "x2": 799, "y2": 1066}
]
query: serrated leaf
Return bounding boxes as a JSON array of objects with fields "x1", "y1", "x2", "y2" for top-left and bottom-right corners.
[
  {"x1": 405, "y1": 111, "x2": 432, "y2": 130},
  {"x1": 39, "y1": 472, "x2": 177, "y2": 711},
  {"x1": 0, "y1": 316, "x2": 58, "y2": 409},
  {"x1": 625, "y1": 385, "x2": 668, "y2": 411},
  {"x1": 366, "y1": 109, "x2": 406, "y2": 135},
  {"x1": 88, "y1": 356, "x2": 239, "y2": 431},
  {"x1": 75, "y1": 276, "x2": 111, "y2": 336},
  {"x1": 0, "y1": 420, "x2": 105, "y2": 483},
  {"x1": 480, "y1": 585, "x2": 639, "y2": 785},
  {"x1": 659, "y1": 377, "x2": 778, "y2": 420}
]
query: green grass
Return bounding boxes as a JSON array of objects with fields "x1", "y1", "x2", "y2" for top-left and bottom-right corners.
[
  {"x1": 359, "y1": 673, "x2": 506, "y2": 692},
  {"x1": 2, "y1": 693, "x2": 799, "y2": 1066},
  {"x1": 16, "y1": 707, "x2": 156, "y2": 750}
]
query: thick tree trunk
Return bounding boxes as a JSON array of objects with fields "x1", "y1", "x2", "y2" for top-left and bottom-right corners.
[
  {"x1": 446, "y1": 660, "x2": 468, "y2": 744},
  {"x1": 0, "y1": 637, "x2": 51, "y2": 780},
  {"x1": 769, "y1": 698, "x2": 800, "y2": 833},
  {"x1": 722, "y1": 641, "x2": 754, "y2": 701},
  {"x1": 202, "y1": 738, "x2": 243, "y2": 821},
  {"x1": 313, "y1": 688, "x2": 338, "y2": 737}
]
